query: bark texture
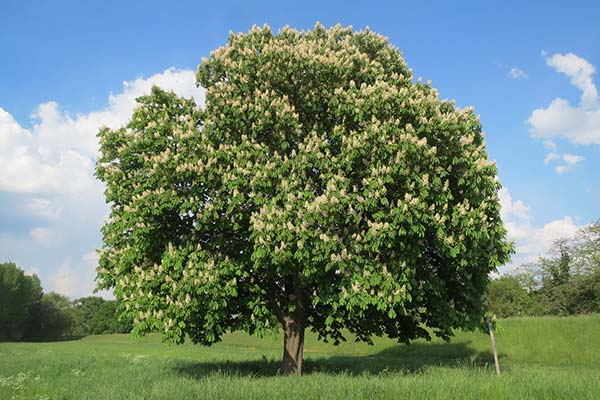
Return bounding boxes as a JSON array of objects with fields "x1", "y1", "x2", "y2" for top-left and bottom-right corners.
[{"x1": 281, "y1": 310, "x2": 305, "y2": 375}]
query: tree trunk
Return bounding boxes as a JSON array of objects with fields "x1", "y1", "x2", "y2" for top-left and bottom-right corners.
[{"x1": 281, "y1": 311, "x2": 305, "y2": 375}]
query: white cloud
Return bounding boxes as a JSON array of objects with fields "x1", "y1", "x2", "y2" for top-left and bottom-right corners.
[
  {"x1": 543, "y1": 140, "x2": 558, "y2": 151},
  {"x1": 0, "y1": 67, "x2": 202, "y2": 298},
  {"x1": 544, "y1": 152, "x2": 559, "y2": 164},
  {"x1": 47, "y1": 258, "x2": 87, "y2": 298},
  {"x1": 554, "y1": 153, "x2": 585, "y2": 174},
  {"x1": 22, "y1": 197, "x2": 63, "y2": 220},
  {"x1": 527, "y1": 52, "x2": 600, "y2": 145},
  {"x1": 498, "y1": 187, "x2": 530, "y2": 222},
  {"x1": 47, "y1": 252, "x2": 113, "y2": 299},
  {"x1": 562, "y1": 153, "x2": 584, "y2": 165},
  {"x1": 498, "y1": 187, "x2": 581, "y2": 272},
  {"x1": 509, "y1": 67, "x2": 527, "y2": 79},
  {"x1": 528, "y1": 98, "x2": 600, "y2": 144},
  {"x1": 554, "y1": 165, "x2": 568, "y2": 174},
  {"x1": 546, "y1": 53, "x2": 597, "y2": 108},
  {"x1": 541, "y1": 143, "x2": 584, "y2": 172},
  {"x1": 30, "y1": 227, "x2": 63, "y2": 246},
  {"x1": 0, "y1": 68, "x2": 202, "y2": 196},
  {"x1": 32, "y1": 68, "x2": 203, "y2": 162}
]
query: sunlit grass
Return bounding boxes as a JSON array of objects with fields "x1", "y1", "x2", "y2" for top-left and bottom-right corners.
[{"x1": 1, "y1": 315, "x2": 599, "y2": 399}]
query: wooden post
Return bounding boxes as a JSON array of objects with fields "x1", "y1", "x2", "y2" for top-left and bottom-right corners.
[{"x1": 488, "y1": 318, "x2": 501, "y2": 375}]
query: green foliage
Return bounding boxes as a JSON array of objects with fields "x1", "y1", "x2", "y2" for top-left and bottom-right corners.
[
  {"x1": 532, "y1": 222, "x2": 600, "y2": 316},
  {"x1": 69, "y1": 297, "x2": 133, "y2": 336},
  {"x1": 0, "y1": 262, "x2": 43, "y2": 341},
  {"x1": 70, "y1": 297, "x2": 112, "y2": 335},
  {"x1": 0, "y1": 262, "x2": 75, "y2": 341},
  {"x1": 490, "y1": 221, "x2": 600, "y2": 317},
  {"x1": 487, "y1": 276, "x2": 532, "y2": 318},
  {"x1": 0, "y1": 261, "x2": 129, "y2": 341},
  {"x1": 24, "y1": 292, "x2": 73, "y2": 341},
  {"x1": 570, "y1": 220, "x2": 600, "y2": 275},
  {"x1": 96, "y1": 24, "x2": 511, "y2": 350}
]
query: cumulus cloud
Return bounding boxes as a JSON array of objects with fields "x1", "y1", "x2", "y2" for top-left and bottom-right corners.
[
  {"x1": 47, "y1": 253, "x2": 112, "y2": 299},
  {"x1": 546, "y1": 53, "x2": 598, "y2": 108},
  {"x1": 498, "y1": 187, "x2": 530, "y2": 221},
  {"x1": 553, "y1": 153, "x2": 585, "y2": 174},
  {"x1": 48, "y1": 255, "x2": 110, "y2": 298},
  {"x1": 544, "y1": 152, "x2": 559, "y2": 164},
  {"x1": 509, "y1": 67, "x2": 527, "y2": 79},
  {"x1": 543, "y1": 140, "x2": 558, "y2": 151},
  {"x1": 42, "y1": 251, "x2": 114, "y2": 299},
  {"x1": 498, "y1": 188, "x2": 580, "y2": 272},
  {"x1": 540, "y1": 133, "x2": 585, "y2": 173},
  {"x1": 0, "y1": 67, "x2": 202, "y2": 298},
  {"x1": 0, "y1": 68, "x2": 202, "y2": 196},
  {"x1": 22, "y1": 198, "x2": 63, "y2": 220},
  {"x1": 30, "y1": 227, "x2": 63, "y2": 246},
  {"x1": 528, "y1": 52, "x2": 600, "y2": 145},
  {"x1": 32, "y1": 68, "x2": 203, "y2": 162},
  {"x1": 554, "y1": 165, "x2": 568, "y2": 174},
  {"x1": 562, "y1": 153, "x2": 585, "y2": 165}
]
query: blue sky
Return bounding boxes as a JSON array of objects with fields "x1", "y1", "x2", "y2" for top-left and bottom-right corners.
[{"x1": 1, "y1": 0, "x2": 598, "y2": 297}]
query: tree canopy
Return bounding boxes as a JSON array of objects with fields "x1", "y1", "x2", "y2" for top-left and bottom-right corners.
[
  {"x1": 0, "y1": 262, "x2": 43, "y2": 341},
  {"x1": 0, "y1": 262, "x2": 131, "y2": 342},
  {"x1": 96, "y1": 23, "x2": 512, "y2": 374},
  {"x1": 487, "y1": 276, "x2": 532, "y2": 318},
  {"x1": 520, "y1": 222, "x2": 599, "y2": 316},
  {"x1": 69, "y1": 296, "x2": 131, "y2": 336}
]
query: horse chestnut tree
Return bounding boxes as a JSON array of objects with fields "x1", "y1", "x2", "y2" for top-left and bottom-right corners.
[{"x1": 96, "y1": 24, "x2": 512, "y2": 375}]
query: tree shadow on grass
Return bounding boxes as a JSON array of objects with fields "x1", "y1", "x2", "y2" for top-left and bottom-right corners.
[{"x1": 173, "y1": 341, "x2": 497, "y2": 379}]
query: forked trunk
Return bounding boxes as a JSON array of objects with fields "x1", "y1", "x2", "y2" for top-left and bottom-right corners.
[{"x1": 281, "y1": 311, "x2": 305, "y2": 375}]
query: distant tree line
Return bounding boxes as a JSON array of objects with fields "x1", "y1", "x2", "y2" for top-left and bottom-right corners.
[
  {"x1": 0, "y1": 262, "x2": 131, "y2": 342},
  {"x1": 489, "y1": 221, "x2": 600, "y2": 318}
]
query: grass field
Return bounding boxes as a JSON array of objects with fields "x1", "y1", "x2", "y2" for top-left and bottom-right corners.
[{"x1": 1, "y1": 315, "x2": 599, "y2": 399}]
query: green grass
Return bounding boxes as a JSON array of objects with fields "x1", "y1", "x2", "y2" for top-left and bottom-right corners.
[{"x1": 1, "y1": 315, "x2": 599, "y2": 399}]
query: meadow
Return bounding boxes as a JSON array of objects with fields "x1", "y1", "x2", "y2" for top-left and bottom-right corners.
[{"x1": 1, "y1": 315, "x2": 599, "y2": 399}]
